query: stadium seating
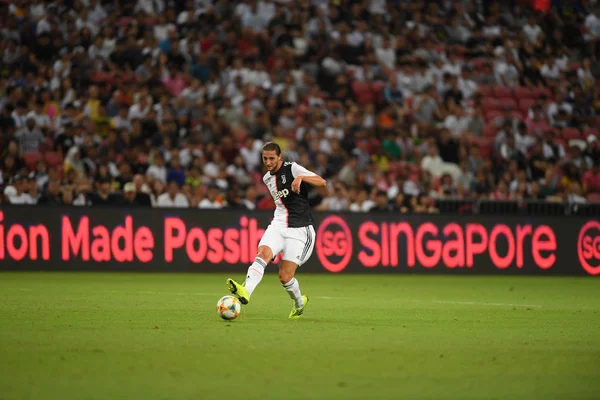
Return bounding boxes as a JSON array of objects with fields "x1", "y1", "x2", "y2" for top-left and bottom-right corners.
[{"x1": 1, "y1": 0, "x2": 598, "y2": 210}]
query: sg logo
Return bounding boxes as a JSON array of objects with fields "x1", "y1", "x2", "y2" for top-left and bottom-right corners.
[
  {"x1": 316, "y1": 216, "x2": 353, "y2": 273},
  {"x1": 578, "y1": 221, "x2": 600, "y2": 275}
]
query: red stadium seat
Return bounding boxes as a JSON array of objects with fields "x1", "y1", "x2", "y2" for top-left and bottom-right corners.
[
  {"x1": 44, "y1": 152, "x2": 63, "y2": 168},
  {"x1": 483, "y1": 125, "x2": 497, "y2": 138},
  {"x1": 493, "y1": 86, "x2": 513, "y2": 98},
  {"x1": 480, "y1": 143, "x2": 494, "y2": 158},
  {"x1": 534, "y1": 87, "x2": 552, "y2": 99},
  {"x1": 250, "y1": 172, "x2": 263, "y2": 184},
  {"x1": 371, "y1": 81, "x2": 387, "y2": 104},
  {"x1": 484, "y1": 110, "x2": 504, "y2": 123},
  {"x1": 481, "y1": 97, "x2": 500, "y2": 112},
  {"x1": 23, "y1": 152, "x2": 42, "y2": 171},
  {"x1": 388, "y1": 161, "x2": 404, "y2": 175},
  {"x1": 37, "y1": 137, "x2": 53, "y2": 154},
  {"x1": 55, "y1": 164, "x2": 64, "y2": 180},
  {"x1": 471, "y1": 137, "x2": 494, "y2": 158},
  {"x1": 119, "y1": 17, "x2": 135, "y2": 27},
  {"x1": 257, "y1": 184, "x2": 270, "y2": 196},
  {"x1": 555, "y1": 138, "x2": 567, "y2": 149},
  {"x1": 498, "y1": 98, "x2": 517, "y2": 110},
  {"x1": 519, "y1": 98, "x2": 536, "y2": 114},
  {"x1": 471, "y1": 58, "x2": 489, "y2": 70},
  {"x1": 587, "y1": 193, "x2": 600, "y2": 203},
  {"x1": 351, "y1": 81, "x2": 374, "y2": 106},
  {"x1": 514, "y1": 86, "x2": 536, "y2": 99},
  {"x1": 477, "y1": 86, "x2": 493, "y2": 97},
  {"x1": 562, "y1": 127, "x2": 582, "y2": 141},
  {"x1": 454, "y1": 46, "x2": 466, "y2": 57},
  {"x1": 511, "y1": 111, "x2": 525, "y2": 121}
]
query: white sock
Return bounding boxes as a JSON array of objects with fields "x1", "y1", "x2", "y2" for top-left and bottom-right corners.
[
  {"x1": 282, "y1": 277, "x2": 304, "y2": 308},
  {"x1": 244, "y1": 257, "x2": 267, "y2": 296}
]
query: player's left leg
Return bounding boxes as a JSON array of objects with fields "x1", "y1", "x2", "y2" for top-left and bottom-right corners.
[
  {"x1": 280, "y1": 225, "x2": 315, "y2": 319},
  {"x1": 279, "y1": 261, "x2": 308, "y2": 319}
]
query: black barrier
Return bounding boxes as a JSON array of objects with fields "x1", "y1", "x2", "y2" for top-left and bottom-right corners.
[{"x1": 0, "y1": 206, "x2": 598, "y2": 276}]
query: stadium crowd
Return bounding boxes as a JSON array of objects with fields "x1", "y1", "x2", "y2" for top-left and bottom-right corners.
[{"x1": 1, "y1": 0, "x2": 600, "y2": 213}]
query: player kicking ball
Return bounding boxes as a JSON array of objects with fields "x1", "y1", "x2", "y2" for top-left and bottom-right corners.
[{"x1": 227, "y1": 142, "x2": 326, "y2": 319}]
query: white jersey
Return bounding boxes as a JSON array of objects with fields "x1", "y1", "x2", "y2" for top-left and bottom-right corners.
[{"x1": 263, "y1": 162, "x2": 316, "y2": 228}]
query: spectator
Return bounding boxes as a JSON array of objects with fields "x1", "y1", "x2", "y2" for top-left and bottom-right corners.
[
  {"x1": 569, "y1": 140, "x2": 593, "y2": 170},
  {"x1": 436, "y1": 173, "x2": 458, "y2": 198},
  {"x1": 4, "y1": 175, "x2": 36, "y2": 204},
  {"x1": 224, "y1": 189, "x2": 245, "y2": 209},
  {"x1": 421, "y1": 143, "x2": 445, "y2": 178},
  {"x1": 123, "y1": 182, "x2": 151, "y2": 207},
  {"x1": 444, "y1": 101, "x2": 470, "y2": 137},
  {"x1": 26, "y1": 173, "x2": 41, "y2": 204},
  {"x1": 583, "y1": 163, "x2": 600, "y2": 195},
  {"x1": 38, "y1": 179, "x2": 63, "y2": 205},
  {"x1": 316, "y1": 182, "x2": 349, "y2": 211},
  {"x1": 500, "y1": 135, "x2": 523, "y2": 164},
  {"x1": 567, "y1": 182, "x2": 588, "y2": 204},
  {"x1": 410, "y1": 194, "x2": 439, "y2": 213},
  {"x1": 27, "y1": 100, "x2": 52, "y2": 133},
  {"x1": 146, "y1": 152, "x2": 168, "y2": 185},
  {"x1": 167, "y1": 157, "x2": 186, "y2": 188},
  {"x1": 15, "y1": 117, "x2": 45, "y2": 155},
  {"x1": 413, "y1": 85, "x2": 442, "y2": 132},
  {"x1": 583, "y1": 6, "x2": 600, "y2": 54},
  {"x1": 370, "y1": 190, "x2": 394, "y2": 212},
  {"x1": 64, "y1": 146, "x2": 86, "y2": 178},
  {"x1": 242, "y1": 186, "x2": 259, "y2": 210},
  {"x1": 88, "y1": 176, "x2": 121, "y2": 206},
  {"x1": 529, "y1": 181, "x2": 546, "y2": 201},
  {"x1": 542, "y1": 131, "x2": 566, "y2": 163},
  {"x1": 198, "y1": 184, "x2": 223, "y2": 209},
  {"x1": 156, "y1": 180, "x2": 189, "y2": 208},
  {"x1": 54, "y1": 122, "x2": 77, "y2": 154},
  {"x1": 130, "y1": 175, "x2": 151, "y2": 203},
  {"x1": 226, "y1": 155, "x2": 252, "y2": 188},
  {"x1": 523, "y1": 15, "x2": 543, "y2": 44},
  {"x1": 383, "y1": 75, "x2": 403, "y2": 105},
  {"x1": 525, "y1": 105, "x2": 550, "y2": 136},
  {"x1": 348, "y1": 189, "x2": 373, "y2": 212}
]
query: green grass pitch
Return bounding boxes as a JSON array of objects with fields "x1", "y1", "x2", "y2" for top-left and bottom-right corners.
[{"x1": 0, "y1": 272, "x2": 599, "y2": 400}]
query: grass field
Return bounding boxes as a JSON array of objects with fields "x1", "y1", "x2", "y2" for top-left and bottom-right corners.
[{"x1": 0, "y1": 272, "x2": 599, "y2": 400}]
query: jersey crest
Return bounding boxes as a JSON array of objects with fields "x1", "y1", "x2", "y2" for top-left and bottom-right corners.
[{"x1": 281, "y1": 174, "x2": 286, "y2": 184}]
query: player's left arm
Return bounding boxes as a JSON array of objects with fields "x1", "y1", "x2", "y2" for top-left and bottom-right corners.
[{"x1": 291, "y1": 163, "x2": 326, "y2": 193}]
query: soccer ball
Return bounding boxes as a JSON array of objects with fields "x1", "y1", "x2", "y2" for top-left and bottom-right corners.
[{"x1": 216, "y1": 295, "x2": 241, "y2": 321}]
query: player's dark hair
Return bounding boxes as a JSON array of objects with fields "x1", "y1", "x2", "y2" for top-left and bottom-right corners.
[{"x1": 262, "y1": 141, "x2": 281, "y2": 155}]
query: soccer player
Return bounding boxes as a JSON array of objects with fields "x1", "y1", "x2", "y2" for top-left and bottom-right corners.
[{"x1": 226, "y1": 142, "x2": 326, "y2": 318}]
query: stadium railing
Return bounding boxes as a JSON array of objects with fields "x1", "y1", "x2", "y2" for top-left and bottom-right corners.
[{"x1": 436, "y1": 199, "x2": 600, "y2": 217}]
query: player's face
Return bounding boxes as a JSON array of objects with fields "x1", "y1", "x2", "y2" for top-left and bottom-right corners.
[{"x1": 262, "y1": 150, "x2": 282, "y2": 173}]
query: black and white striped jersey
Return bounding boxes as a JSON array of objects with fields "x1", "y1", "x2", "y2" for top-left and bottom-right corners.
[{"x1": 263, "y1": 162, "x2": 315, "y2": 228}]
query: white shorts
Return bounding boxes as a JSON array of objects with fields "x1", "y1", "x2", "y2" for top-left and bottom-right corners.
[{"x1": 258, "y1": 225, "x2": 316, "y2": 266}]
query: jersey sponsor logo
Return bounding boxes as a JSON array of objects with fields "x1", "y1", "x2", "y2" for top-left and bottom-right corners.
[
  {"x1": 281, "y1": 175, "x2": 286, "y2": 184},
  {"x1": 274, "y1": 188, "x2": 290, "y2": 200}
]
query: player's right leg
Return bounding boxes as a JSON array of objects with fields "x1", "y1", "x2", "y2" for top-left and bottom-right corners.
[
  {"x1": 227, "y1": 245, "x2": 273, "y2": 304},
  {"x1": 227, "y1": 225, "x2": 283, "y2": 304}
]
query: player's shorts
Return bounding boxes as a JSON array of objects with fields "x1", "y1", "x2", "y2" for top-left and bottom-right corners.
[{"x1": 258, "y1": 224, "x2": 316, "y2": 266}]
